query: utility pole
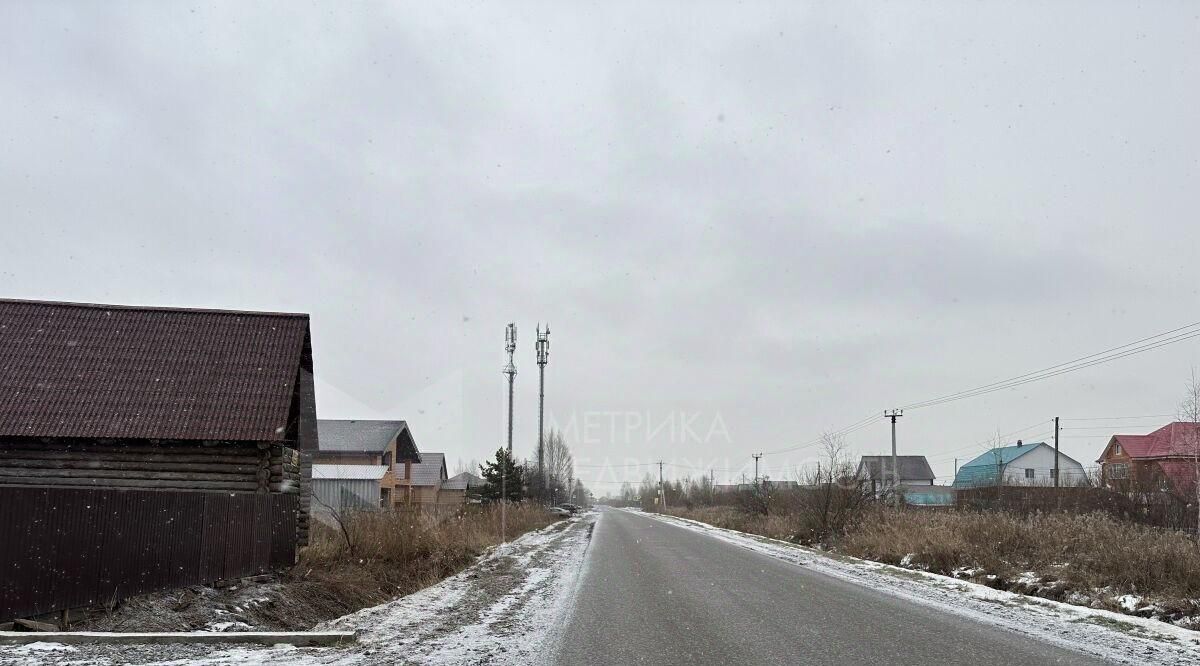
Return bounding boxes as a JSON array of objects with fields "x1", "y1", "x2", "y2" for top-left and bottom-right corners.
[
  {"x1": 658, "y1": 461, "x2": 666, "y2": 510},
  {"x1": 885, "y1": 410, "x2": 903, "y2": 499},
  {"x1": 1054, "y1": 416, "x2": 1061, "y2": 488},
  {"x1": 752, "y1": 453, "x2": 763, "y2": 489},
  {"x1": 536, "y1": 324, "x2": 550, "y2": 502}
]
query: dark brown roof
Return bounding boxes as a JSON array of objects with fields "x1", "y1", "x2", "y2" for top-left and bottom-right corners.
[
  {"x1": 0, "y1": 299, "x2": 311, "y2": 441},
  {"x1": 857, "y1": 455, "x2": 936, "y2": 481}
]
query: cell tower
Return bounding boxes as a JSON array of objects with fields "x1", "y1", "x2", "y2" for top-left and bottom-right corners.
[
  {"x1": 536, "y1": 323, "x2": 550, "y2": 500},
  {"x1": 503, "y1": 323, "x2": 517, "y2": 454}
]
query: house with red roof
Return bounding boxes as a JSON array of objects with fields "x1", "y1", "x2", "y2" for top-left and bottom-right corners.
[{"x1": 1097, "y1": 422, "x2": 1200, "y2": 498}]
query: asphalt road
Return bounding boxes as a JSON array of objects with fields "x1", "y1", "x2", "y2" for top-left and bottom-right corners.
[{"x1": 555, "y1": 508, "x2": 1104, "y2": 666}]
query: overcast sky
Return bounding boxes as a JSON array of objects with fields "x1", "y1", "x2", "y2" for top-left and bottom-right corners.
[{"x1": 2, "y1": 2, "x2": 1198, "y2": 490}]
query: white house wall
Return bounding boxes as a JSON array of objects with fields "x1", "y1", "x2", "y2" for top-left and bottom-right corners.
[{"x1": 1001, "y1": 444, "x2": 1088, "y2": 486}]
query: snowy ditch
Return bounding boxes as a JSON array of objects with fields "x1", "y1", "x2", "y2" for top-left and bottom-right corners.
[
  {"x1": 0, "y1": 515, "x2": 596, "y2": 666},
  {"x1": 631, "y1": 509, "x2": 1200, "y2": 666}
]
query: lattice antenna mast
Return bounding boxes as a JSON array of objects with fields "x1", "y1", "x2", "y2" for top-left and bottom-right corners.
[
  {"x1": 503, "y1": 323, "x2": 518, "y2": 454},
  {"x1": 536, "y1": 323, "x2": 550, "y2": 501}
]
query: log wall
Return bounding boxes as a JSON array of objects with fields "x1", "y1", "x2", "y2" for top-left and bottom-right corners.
[{"x1": 0, "y1": 438, "x2": 307, "y2": 494}]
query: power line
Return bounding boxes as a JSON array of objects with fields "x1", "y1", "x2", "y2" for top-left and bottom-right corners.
[
  {"x1": 574, "y1": 462, "x2": 655, "y2": 469},
  {"x1": 924, "y1": 420, "x2": 1053, "y2": 462},
  {"x1": 900, "y1": 322, "x2": 1200, "y2": 411},
  {"x1": 1061, "y1": 414, "x2": 1175, "y2": 421},
  {"x1": 1060, "y1": 425, "x2": 1162, "y2": 431},
  {"x1": 762, "y1": 413, "x2": 884, "y2": 456}
]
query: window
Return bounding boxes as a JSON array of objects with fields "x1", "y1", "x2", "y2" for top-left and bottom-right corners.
[
  {"x1": 1113, "y1": 443, "x2": 1122, "y2": 456},
  {"x1": 1025, "y1": 468, "x2": 1035, "y2": 479},
  {"x1": 1049, "y1": 468, "x2": 1058, "y2": 480},
  {"x1": 1108, "y1": 463, "x2": 1129, "y2": 479}
]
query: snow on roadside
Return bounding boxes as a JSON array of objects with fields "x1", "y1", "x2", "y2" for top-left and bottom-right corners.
[
  {"x1": 632, "y1": 509, "x2": 1200, "y2": 666},
  {"x1": 0, "y1": 515, "x2": 595, "y2": 666}
]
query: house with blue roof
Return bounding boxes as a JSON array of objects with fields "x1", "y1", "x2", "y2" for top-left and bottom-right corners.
[{"x1": 953, "y1": 440, "x2": 1089, "y2": 488}]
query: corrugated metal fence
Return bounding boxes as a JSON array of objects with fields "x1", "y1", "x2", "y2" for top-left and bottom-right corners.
[{"x1": 0, "y1": 487, "x2": 297, "y2": 622}]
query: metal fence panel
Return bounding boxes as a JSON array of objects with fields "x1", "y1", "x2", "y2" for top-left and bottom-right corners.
[{"x1": 0, "y1": 487, "x2": 297, "y2": 622}]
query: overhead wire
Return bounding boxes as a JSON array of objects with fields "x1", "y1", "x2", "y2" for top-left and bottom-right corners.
[{"x1": 900, "y1": 322, "x2": 1200, "y2": 411}]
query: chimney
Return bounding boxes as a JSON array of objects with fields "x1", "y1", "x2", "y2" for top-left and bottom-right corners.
[{"x1": 1016, "y1": 439, "x2": 1023, "y2": 447}]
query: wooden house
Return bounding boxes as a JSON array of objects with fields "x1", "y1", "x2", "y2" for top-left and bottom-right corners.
[{"x1": 0, "y1": 298, "x2": 319, "y2": 620}]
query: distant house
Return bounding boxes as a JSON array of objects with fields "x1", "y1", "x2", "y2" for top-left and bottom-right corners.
[
  {"x1": 312, "y1": 464, "x2": 389, "y2": 517},
  {"x1": 1097, "y1": 422, "x2": 1200, "y2": 498},
  {"x1": 407, "y1": 452, "x2": 449, "y2": 506},
  {"x1": 953, "y1": 440, "x2": 1088, "y2": 488},
  {"x1": 857, "y1": 455, "x2": 935, "y2": 497},
  {"x1": 315, "y1": 419, "x2": 421, "y2": 507},
  {"x1": 440, "y1": 471, "x2": 485, "y2": 505}
]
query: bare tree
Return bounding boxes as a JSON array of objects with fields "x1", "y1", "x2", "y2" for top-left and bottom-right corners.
[
  {"x1": 789, "y1": 432, "x2": 873, "y2": 543},
  {"x1": 310, "y1": 490, "x2": 355, "y2": 556},
  {"x1": 453, "y1": 457, "x2": 481, "y2": 476},
  {"x1": 543, "y1": 429, "x2": 574, "y2": 503},
  {"x1": 1178, "y1": 368, "x2": 1200, "y2": 536}
]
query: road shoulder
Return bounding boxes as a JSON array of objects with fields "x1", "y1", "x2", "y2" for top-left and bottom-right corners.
[{"x1": 631, "y1": 509, "x2": 1200, "y2": 666}]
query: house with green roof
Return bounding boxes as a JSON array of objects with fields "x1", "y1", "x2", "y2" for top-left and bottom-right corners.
[{"x1": 953, "y1": 440, "x2": 1089, "y2": 488}]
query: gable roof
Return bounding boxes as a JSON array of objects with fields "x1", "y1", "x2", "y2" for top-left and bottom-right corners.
[
  {"x1": 953, "y1": 441, "x2": 1084, "y2": 488},
  {"x1": 442, "y1": 471, "x2": 484, "y2": 491},
  {"x1": 312, "y1": 464, "x2": 389, "y2": 481},
  {"x1": 0, "y1": 299, "x2": 310, "y2": 441},
  {"x1": 317, "y1": 419, "x2": 420, "y2": 460},
  {"x1": 959, "y1": 442, "x2": 1048, "y2": 469},
  {"x1": 1105, "y1": 422, "x2": 1200, "y2": 460},
  {"x1": 857, "y1": 455, "x2": 935, "y2": 481},
  {"x1": 409, "y1": 452, "x2": 447, "y2": 487}
]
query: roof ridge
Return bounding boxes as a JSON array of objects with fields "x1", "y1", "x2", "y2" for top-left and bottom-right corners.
[
  {"x1": 0, "y1": 298, "x2": 308, "y2": 319},
  {"x1": 318, "y1": 418, "x2": 407, "y2": 424}
]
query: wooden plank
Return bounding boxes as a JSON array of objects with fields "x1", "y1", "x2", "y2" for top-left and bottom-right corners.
[
  {"x1": 0, "y1": 441, "x2": 261, "y2": 451},
  {"x1": 0, "y1": 468, "x2": 251, "y2": 482},
  {"x1": 0, "y1": 458, "x2": 260, "y2": 474},
  {"x1": 0, "y1": 477, "x2": 259, "y2": 491},
  {"x1": 0, "y1": 631, "x2": 356, "y2": 646},
  {"x1": 0, "y1": 450, "x2": 259, "y2": 465}
]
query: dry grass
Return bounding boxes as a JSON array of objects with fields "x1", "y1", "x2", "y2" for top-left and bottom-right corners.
[
  {"x1": 668, "y1": 504, "x2": 1200, "y2": 621},
  {"x1": 667, "y1": 506, "x2": 797, "y2": 541},
  {"x1": 76, "y1": 503, "x2": 557, "y2": 632},
  {"x1": 287, "y1": 504, "x2": 556, "y2": 623},
  {"x1": 841, "y1": 508, "x2": 1200, "y2": 599}
]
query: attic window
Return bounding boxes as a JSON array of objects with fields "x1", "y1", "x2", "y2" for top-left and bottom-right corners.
[{"x1": 1113, "y1": 443, "x2": 1122, "y2": 455}]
